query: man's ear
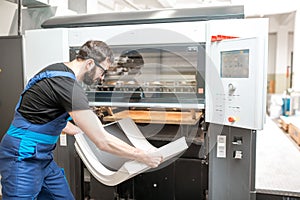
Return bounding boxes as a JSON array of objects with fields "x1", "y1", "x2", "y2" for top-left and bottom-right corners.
[
  {"x1": 105, "y1": 57, "x2": 111, "y2": 63},
  {"x1": 85, "y1": 59, "x2": 93, "y2": 70}
]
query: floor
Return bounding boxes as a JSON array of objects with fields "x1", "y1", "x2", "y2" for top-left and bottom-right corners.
[{"x1": 256, "y1": 116, "x2": 300, "y2": 197}]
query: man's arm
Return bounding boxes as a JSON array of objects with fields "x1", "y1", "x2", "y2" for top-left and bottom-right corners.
[
  {"x1": 62, "y1": 121, "x2": 82, "y2": 135},
  {"x1": 69, "y1": 109, "x2": 162, "y2": 168}
]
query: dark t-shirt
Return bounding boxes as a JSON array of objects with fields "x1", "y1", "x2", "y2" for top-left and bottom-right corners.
[{"x1": 18, "y1": 63, "x2": 89, "y2": 124}]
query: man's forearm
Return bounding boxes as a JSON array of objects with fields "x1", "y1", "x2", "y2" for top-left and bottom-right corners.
[{"x1": 62, "y1": 121, "x2": 83, "y2": 135}]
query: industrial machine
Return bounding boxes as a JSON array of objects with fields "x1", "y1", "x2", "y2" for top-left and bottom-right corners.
[
  {"x1": 21, "y1": 6, "x2": 268, "y2": 200},
  {"x1": 0, "y1": 36, "x2": 24, "y2": 139}
]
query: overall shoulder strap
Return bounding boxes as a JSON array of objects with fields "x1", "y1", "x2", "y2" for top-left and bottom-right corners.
[{"x1": 16, "y1": 71, "x2": 76, "y2": 110}]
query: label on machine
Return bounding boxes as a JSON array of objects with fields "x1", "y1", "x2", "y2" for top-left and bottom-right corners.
[{"x1": 217, "y1": 135, "x2": 226, "y2": 158}]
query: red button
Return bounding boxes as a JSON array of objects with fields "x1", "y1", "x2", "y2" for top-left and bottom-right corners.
[{"x1": 228, "y1": 116, "x2": 236, "y2": 123}]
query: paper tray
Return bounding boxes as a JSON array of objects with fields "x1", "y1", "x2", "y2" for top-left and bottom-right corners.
[{"x1": 74, "y1": 118, "x2": 188, "y2": 186}]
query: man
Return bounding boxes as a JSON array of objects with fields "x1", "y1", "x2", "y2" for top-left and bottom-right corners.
[{"x1": 0, "y1": 40, "x2": 162, "y2": 199}]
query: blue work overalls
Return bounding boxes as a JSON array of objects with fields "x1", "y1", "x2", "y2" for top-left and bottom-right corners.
[{"x1": 0, "y1": 71, "x2": 76, "y2": 200}]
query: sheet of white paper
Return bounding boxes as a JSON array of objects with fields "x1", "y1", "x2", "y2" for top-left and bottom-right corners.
[{"x1": 74, "y1": 118, "x2": 188, "y2": 186}]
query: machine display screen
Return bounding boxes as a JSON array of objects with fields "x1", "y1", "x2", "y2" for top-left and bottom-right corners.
[{"x1": 220, "y1": 49, "x2": 249, "y2": 78}]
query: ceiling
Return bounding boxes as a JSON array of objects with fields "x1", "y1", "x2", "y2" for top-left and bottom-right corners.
[{"x1": 94, "y1": 0, "x2": 299, "y2": 17}]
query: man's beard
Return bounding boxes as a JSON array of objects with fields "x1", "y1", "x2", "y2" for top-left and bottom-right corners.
[{"x1": 83, "y1": 67, "x2": 98, "y2": 85}]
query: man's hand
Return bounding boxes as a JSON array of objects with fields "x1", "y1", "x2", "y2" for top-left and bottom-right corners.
[{"x1": 135, "y1": 148, "x2": 163, "y2": 168}]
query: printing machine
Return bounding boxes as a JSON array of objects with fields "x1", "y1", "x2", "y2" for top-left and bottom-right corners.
[{"x1": 20, "y1": 5, "x2": 268, "y2": 200}]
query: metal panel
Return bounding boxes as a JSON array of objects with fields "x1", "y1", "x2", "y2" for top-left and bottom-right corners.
[
  {"x1": 9, "y1": 7, "x2": 57, "y2": 35},
  {"x1": 134, "y1": 162, "x2": 175, "y2": 200},
  {"x1": 205, "y1": 19, "x2": 268, "y2": 130},
  {"x1": 0, "y1": 36, "x2": 24, "y2": 140},
  {"x1": 41, "y1": 6, "x2": 244, "y2": 28},
  {"x1": 53, "y1": 135, "x2": 83, "y2": 199},
  {"x1": 208, "y1": 124, "x2": 256, "y2": 200},
  {"x1": 175, "y1": 158, "x2": 208, "y2": 200},
  {"x1": 24, "y1": 28, "x2": 69, "y2": 82}
]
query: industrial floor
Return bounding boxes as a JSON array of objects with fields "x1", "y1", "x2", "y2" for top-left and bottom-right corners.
[{"x1": 256, "y1": 116, "x2": 300, "y2": 199}]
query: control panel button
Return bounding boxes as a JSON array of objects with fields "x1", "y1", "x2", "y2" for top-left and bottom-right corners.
[
  {"x1": 228, "y1": 83, "x2": 236, "y2": 92},
  {"x1": 233, "y1": 150, "x2": 243, "y2": 159},
  {"x1": 228, "y1": 116, "x2": 236, "y2": 123}
]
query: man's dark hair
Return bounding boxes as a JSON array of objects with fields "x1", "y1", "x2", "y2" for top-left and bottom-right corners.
[{"x1": 77, "y1": 40, "x2": 114, "y2": 63}]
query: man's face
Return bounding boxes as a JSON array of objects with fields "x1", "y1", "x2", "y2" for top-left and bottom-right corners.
[
  {"x1": 82, "y1": 66, "x2": 98, "y2": 85},
  {"x1": 83, "y1": 59, "x2": 109, "y2": 85}
]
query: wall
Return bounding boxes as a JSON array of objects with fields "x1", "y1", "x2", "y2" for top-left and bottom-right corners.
[
  {"x1": 0, "y1": 1, "x2": 17, "y2": 36},
  {"x1": 267, "y1": 13, "x2": 295, "y2": 94},
  {"x1": 288, "y1": 32, "x2": 294, "y2": 88},
  {"x1": 267, "y1": 33, "x2": 276, "y2": 93}
]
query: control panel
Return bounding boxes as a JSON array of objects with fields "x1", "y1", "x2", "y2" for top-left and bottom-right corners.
[{"x1": 206, "y1": 37, "x2": 266, "y2": 130}]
